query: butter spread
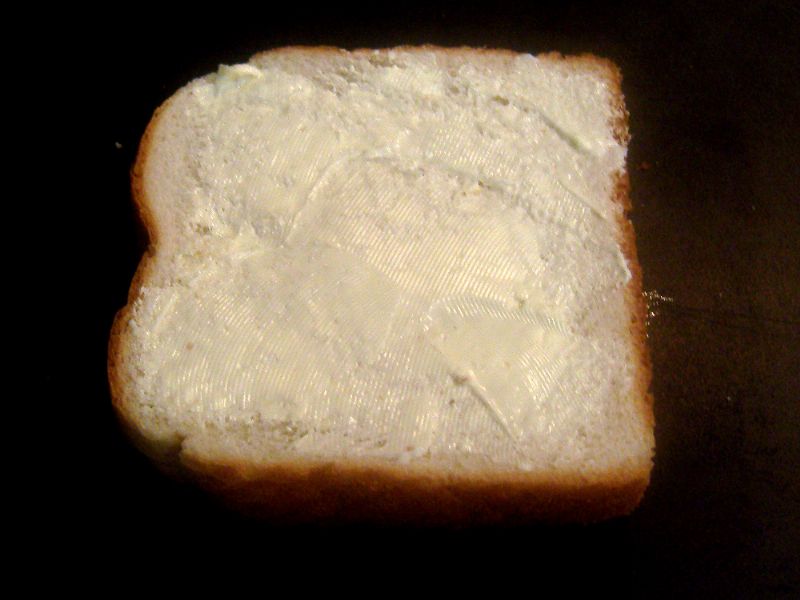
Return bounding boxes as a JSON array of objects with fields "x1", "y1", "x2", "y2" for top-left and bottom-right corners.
[{"x1": 130, "y1": 52, "x2": 635, "y2": 467}]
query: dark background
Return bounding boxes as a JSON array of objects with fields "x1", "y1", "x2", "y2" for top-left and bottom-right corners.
[{"x1": 60, "y1": 1, "x2": 799, "y2": 594}]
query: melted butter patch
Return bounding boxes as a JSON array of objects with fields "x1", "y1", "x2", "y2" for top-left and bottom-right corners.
[
  {"x1": 156, "y1": 244, "x2": 405, "y2": 418},
  {"x1": 424, "y1": 297, "x2": 573, "y2": 441},
  {"x1": 287, "y1": 157, "x2": 547, "y2": 302},
  {"x1": 212, "y1": 64, "x2": 264, "y2": 96}
]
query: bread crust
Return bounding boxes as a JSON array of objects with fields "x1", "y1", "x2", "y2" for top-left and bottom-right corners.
[
  {"x1": 181, "y1": 453, "x2": 649, "y2": 525},
  {"x1": 108, "y1": 45, "x2": 654, "y2": 524},
  {"x1": 108, "y1": 96, "x2": 190, "y2": 474}
]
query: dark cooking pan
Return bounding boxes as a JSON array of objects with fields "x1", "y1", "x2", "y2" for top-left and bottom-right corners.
[{"x1": 80, "y1": 3, "x2": 798, "y2": 595}]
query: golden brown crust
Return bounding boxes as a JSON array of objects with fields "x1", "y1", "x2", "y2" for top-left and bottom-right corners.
[
  {"x1": 109, "y1": 45, "x2": 654, "y2": 524},
  {"x1": 615, "y1": 173, "x2": 655, "y2": 433},
  {"x1": 601, "y1": 66, "x2": 655, "y2": 438},
  {"x1": 108, "y1": 97, "x2": 189, "y2": 473},
  {"x1": 109, "y1": 96, "x2": 167, "y2": 415},
  {"x1": 180, "y1": 452, "x2": 649, "y2": 525}
]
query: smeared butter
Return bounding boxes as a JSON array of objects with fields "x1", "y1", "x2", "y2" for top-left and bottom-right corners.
[{"x1": 130, "y1": 52, "x2": 633, "y2": 467}]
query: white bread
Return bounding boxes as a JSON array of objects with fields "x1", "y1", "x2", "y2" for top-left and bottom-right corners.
[{"x1": 109, "y1": 46, "x2": 654, "y2": 524}]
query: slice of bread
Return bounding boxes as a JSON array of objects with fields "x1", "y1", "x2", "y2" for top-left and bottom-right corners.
[{"x1": 109, "y1": 46, "x2": 654, "y2": 524}]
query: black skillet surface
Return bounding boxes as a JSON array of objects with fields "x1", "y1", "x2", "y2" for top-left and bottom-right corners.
[{"x1": 71, "y1": 1, "x2": 798, "y2": 594}]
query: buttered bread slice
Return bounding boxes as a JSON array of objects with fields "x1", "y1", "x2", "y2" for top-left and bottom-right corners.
[{"x1": 109, "y1": 46, "x2": 654, "y2": 523}]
